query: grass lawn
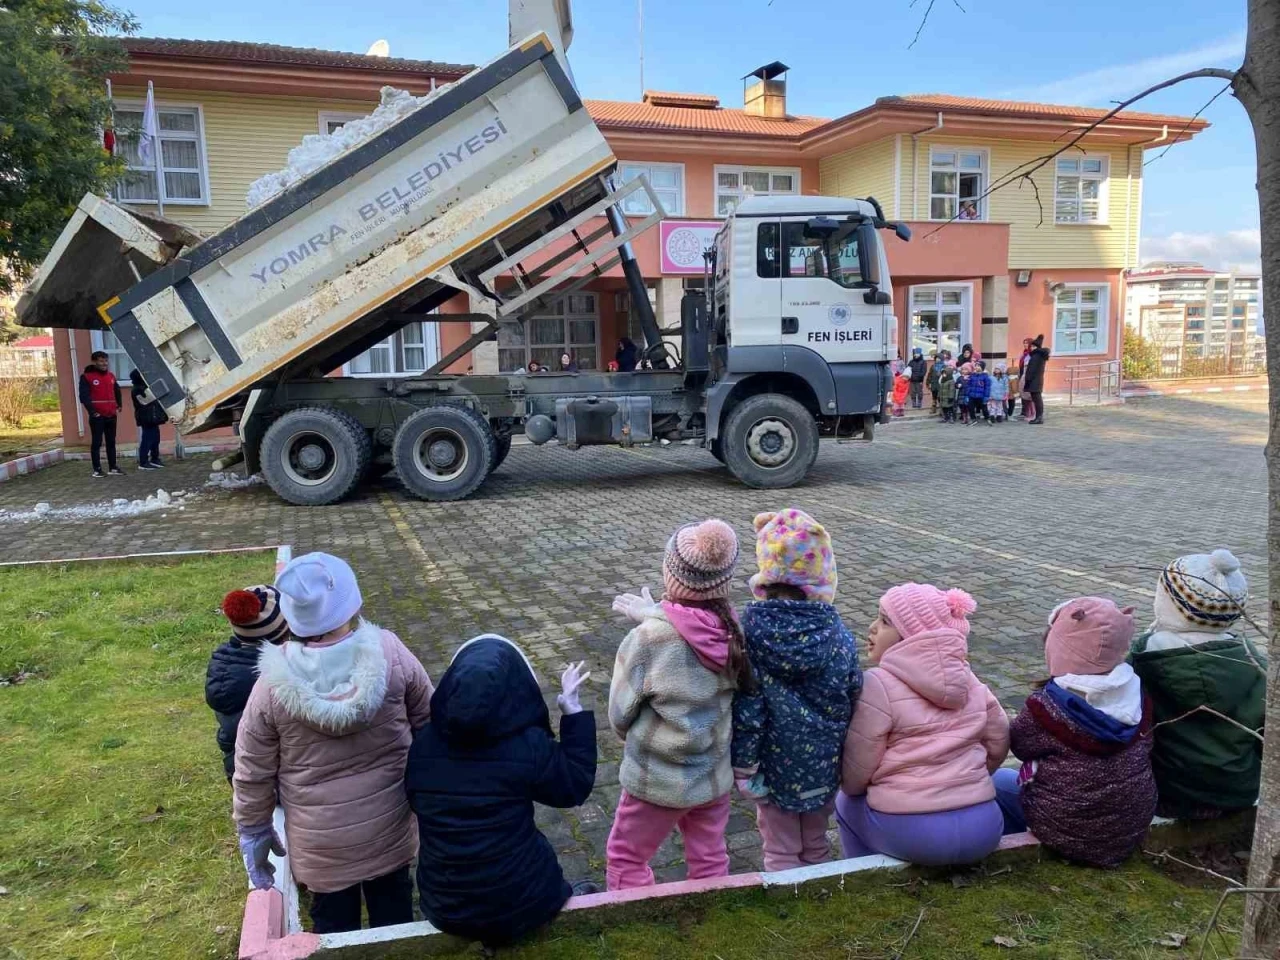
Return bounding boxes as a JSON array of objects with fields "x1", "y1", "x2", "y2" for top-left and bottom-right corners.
[
  {"x1": 0, "y1": 551, "x2": 276, "y2": 960},
  {"x1": 0, "y1": 411, "x2": 63, "y2": 459}
]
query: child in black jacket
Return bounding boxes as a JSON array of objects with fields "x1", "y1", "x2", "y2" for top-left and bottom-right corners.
[
  {"x1": 406, "y1": 635, "x2": 596, "y2": 947},
  {"x1": 204, "y1": 586, "x2": 289, "y2": 781}
]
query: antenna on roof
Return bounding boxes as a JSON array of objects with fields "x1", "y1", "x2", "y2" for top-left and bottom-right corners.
[
  {"x1": 365, "y1": 39, "x2": 390, "y2": 58},
  {"x1": 637, "y1": 0, "x2": 644, "y2": 100}
]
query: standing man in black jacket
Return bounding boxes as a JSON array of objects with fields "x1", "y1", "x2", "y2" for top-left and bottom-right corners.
[
  {"x1": 1022, "y1": 334, "x2": 1051, "y2": 425},
  {"x1": 129, "y1": 369, "x2": 169, "y2": 469}
]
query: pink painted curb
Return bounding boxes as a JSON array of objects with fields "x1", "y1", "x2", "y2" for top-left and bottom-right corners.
[
  {"x1": 239, "y1": 890, "x2": 285, "y2": 959},
  {"x1": 566, "y1": 870, "x2": 765, "y2": 911},
  {"x1": 0, "y1": 448, "x2": 64, "y2": 482}
]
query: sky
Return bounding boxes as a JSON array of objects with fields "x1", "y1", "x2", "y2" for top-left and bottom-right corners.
[{"x1": 120, "y1": 0, "x2": 1259, "y2": 272}]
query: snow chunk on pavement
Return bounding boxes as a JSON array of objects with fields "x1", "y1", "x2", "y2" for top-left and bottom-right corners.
[{"x1": 246, "y1": 86, "x2": 447, "y2": 208}]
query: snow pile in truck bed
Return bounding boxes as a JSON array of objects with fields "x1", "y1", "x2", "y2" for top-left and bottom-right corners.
[{"x1": 246, "y1": 85, "x2": 448, "y2": 208}]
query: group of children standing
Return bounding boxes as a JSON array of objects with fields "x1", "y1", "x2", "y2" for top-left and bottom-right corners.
[{"x1": 206, "y1": 529, "x2": 1263, "y2": 947}]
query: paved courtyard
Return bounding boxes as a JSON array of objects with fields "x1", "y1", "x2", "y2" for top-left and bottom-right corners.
[{"x1": 0, "y1": 394, "x2": 1268, "y2": 881}]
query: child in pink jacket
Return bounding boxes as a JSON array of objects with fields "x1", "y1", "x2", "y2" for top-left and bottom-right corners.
[
  {"x1": 837, "y1": 582, "x2": 1009, "y2": 865},
  {"x1": 233, "y1": 552, "x2": 434, "y2": 934}
]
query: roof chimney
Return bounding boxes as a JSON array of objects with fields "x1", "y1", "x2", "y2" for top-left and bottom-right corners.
[{"x1": 743, "y1": 61, "x2": 788, "y2": 119}]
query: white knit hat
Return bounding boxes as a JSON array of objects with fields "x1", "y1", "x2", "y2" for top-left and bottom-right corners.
[
  {"x1": 1158, "y1": 548, "x2": 1248, "y2": 629},
  {"x1": 275, "y1": 552, "x2": 363, "y2": 638}
]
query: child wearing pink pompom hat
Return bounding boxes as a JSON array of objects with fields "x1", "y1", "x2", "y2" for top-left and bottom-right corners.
[
  {"x1": 605, "y1": 518, "x2": 751, "y2": 890},
  {"x1": 837, "y1": 582, "x2": 1010, "y2": 865}
]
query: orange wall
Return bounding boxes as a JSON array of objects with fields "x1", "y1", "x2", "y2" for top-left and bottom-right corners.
[{"x1": 1007, "y1": 268, "x2": 1123, "y2": 392}]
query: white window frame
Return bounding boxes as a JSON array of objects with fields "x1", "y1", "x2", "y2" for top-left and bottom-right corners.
[
  {"x1": 496, "y1": 294, "x2": 600, "y2": 372},
  {"x1": 318, "y1": 111, "x2": 368, "y2": 136},
  {"x1": 113, "y1": 101, "x2": 211, "y2": 206},
  {"x1": 1052, "y1": 284, "x2": 1110, "y2": 356},
  {"x1": 344, "y1": 321, "x2": 440, "y2": 377},
  {"x1": 928, "y1": 146, "x2": 988, "y2": 222},
  {"x1": 90, "y1": 329, "x2": 133, "y2": 380},
  {"x1": 907, "y1": 283, "x2": 974, "y2": 357},
  {"x1": 618, "y1": 161, "x2": 685, "y2": 216},
  {"x1": 714, "y1": 165, "x2": 801, "y2": 217},
  {"x1": 1054, "y1": 155, "x2": 1109, "y2": 225}
]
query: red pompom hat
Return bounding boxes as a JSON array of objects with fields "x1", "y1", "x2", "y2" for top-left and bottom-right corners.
[{"x1": 220, "y1": 585, "x2": 289, "y2": 644}]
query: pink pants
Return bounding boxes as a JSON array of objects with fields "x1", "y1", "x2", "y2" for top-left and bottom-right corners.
[
  {"x1": 606, "y1": 790, "x2": 731, "y2": 890},
  {"x1": 755, "y1": 800, "x2": 834, "y2": 872}
]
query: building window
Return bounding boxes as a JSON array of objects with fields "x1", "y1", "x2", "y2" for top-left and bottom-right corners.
[
  {"x1": 909, "y1": 285, "x2": 969, "y2": 358},
  {"x1": 929, "y1": 148, "x2": 986, "y2": 221},
  {"x1": 1053, "y1": 286, "x2": 1108, "y2": 354},
  {"x1": 1186, "y1": 304, "x2": 1205, "y2": 318},
  {"x1": 346, "y1": 322, "x2": 438, "y2": 376},
  {"x1": 91, "y1": 329, "x2": 133, "y2": 379},
  {"x1": 618, "y1": 162, "x2": 684, "y2": 216},
  {"x1": 497, "y1": 294, "x2": 598, "y2": 372},
  {"x1": 714, "y1": 166, "x2": 799, "y2": 216},
  {"x1": 318, "y1": 112, "x2": 367, "y2": 135},
  {"x1": 1054, "y1": 156, "x2": 1107, "y2": 224},
  {"x1": 1186, "y1": 319, "x2": 1205, "y2": 331},
  {"x1": 114, "y1": 104, "x2": 209, "y2": 205}
]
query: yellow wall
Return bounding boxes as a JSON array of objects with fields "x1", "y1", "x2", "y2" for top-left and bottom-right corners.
[
  {"x1": 819, "y1": 138, "x2": 898, "y2": 218},
  {"x1": 112, "y1": 86, "x2": 380, "y2": 236},
  {"x1": 901, "y1": 134, "x2": 1143, "y2": 270}
]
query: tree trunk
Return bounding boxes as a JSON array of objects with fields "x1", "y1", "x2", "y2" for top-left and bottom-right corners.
[{"x1": 1242, "y1": 0, "x2": 1280, "y2": 955}]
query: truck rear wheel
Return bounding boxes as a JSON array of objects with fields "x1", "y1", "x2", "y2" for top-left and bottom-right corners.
[
  {"x1": 260, "y1": 406, "x2": 372, "y2": 506},
  {"x1": 393, "y1": 405, "x2": 496, "y2": 501},
  {"x1": 491, "y1": 434, "x2": 513, "y2": 472},
  {"x1": 721, "y1": 393, "x2": 818, "y2": 489},
  {"x1": 709, "y1": 437, "x2": 725, "y2": 463}
]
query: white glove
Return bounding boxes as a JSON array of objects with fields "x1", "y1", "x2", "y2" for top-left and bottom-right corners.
[
  {"x1": 612, "y1": 587, "x2": 660, "y2": 624},
  {"x1": 557, "y1": 660, "x2": 591, "y2": 715}
]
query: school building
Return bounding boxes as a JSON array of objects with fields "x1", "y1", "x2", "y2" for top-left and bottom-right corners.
[{"x1": 46, "y1": 37, "x2": 1207, "y2": 448}]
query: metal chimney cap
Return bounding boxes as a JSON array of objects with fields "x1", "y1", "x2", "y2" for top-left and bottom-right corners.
[{"x1": 743, "y1": 61, "x2": 789, "y2": 81}]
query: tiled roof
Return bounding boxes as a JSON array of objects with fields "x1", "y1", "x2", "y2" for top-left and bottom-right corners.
[
  {"x1": 585, "y1": 99, "x2": 825, "y2": 138},
  {"x1": 880, "y1": 93, "x2": 1210, "y2": 128},
  {"x1": 122, "y1": 38, "x2": 473, "y2": 78},
  {"x1": 12, "y1": 335, "x2": 54, "y2": 349},
  {"x1": 643, "y1": 91, "x2": 720, "y2": 109}
]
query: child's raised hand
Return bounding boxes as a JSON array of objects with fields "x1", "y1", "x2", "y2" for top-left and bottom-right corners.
[
  {"x1": 612, "y1": 587, "x2": 659, "y2": 624},
  {"x1": 557, "y1": 660, "x2": 591, "y2": 715}
]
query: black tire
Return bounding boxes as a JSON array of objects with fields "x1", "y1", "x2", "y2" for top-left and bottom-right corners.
[
  {"x1": 259, "y1": 406, "x2": 372, "y2": 506},
  {"x1": 491, "y1": 434, "x2": 513, "y2": 472},
  {"x1": 721, "y1": 393, "x2": 819, "y2": 489},
  {"x1": 709, "y1": 437, "x2": 725, "y2": 463},
  {"x1": 393, "y1": 405, "x2": 496, "y2": 501}
]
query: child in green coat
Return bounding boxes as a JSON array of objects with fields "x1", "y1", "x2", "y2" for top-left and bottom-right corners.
[
  {"x1": 1129, "y1": 549, "x2": 1265, "y2": 818},
  {"x1": 937, "y1": 363, "x2": 958, "y2": 423}
]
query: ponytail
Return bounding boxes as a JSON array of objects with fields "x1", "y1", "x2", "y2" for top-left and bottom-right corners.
[{"x1": 705, "y1": 598, "x2": 755, "y2": 694}]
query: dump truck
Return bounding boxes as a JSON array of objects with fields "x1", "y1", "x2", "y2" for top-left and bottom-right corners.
[{"x1": 19, "y1": 3, "x2": 910, "y2": 506}]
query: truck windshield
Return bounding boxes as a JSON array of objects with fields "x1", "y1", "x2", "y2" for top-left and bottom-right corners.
[{"x1": 755, "y1": 221, "x2": 863, "y2": 289}]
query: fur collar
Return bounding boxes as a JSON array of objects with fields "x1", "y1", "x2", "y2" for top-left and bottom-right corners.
[{"x1": 257, "y1": 619, "x2": 389, "y2": 733}]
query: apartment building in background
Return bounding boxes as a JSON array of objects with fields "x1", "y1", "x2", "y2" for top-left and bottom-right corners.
[
  {"x1": 46, "y1": 38, "x2": 1209, "y2": 448},
  {"x1": 1126, "y1": 262, "x2": 1264, "y2": 372}
]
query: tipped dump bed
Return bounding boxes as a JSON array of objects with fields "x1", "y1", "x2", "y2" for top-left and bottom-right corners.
[{"x1": 19, "y1": 33, "x2": 615, "y2": 433}]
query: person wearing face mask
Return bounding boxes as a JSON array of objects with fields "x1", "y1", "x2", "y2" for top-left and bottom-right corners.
[{"x1": 836, "y1": 583, "x2": 1009, "y2": 866}]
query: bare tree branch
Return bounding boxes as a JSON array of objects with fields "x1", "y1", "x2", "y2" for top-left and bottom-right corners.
[
  {"x1": 908, "y1": 0, "x2": 964, "y2": 48},
  {"x1": 922, "y1": 67, "x2": 1239, "y2": 238},
  {"x1": 1146, "y1": 82, "x2": 1234, "y2": 167},
  {"x1": 1153, "y1": 705, "x2": 1265, "y2": 742}
]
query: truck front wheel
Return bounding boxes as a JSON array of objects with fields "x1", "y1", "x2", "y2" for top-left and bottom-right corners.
[
  {"x1": 393, "y1": 406, "x2": 496, "y2": 501},
  {"x1": 721, "y1": 394, "x2": 818, "y2": 489},
  {"x1": 260, "y1": 406, "x2": 372, "y2": 506}
]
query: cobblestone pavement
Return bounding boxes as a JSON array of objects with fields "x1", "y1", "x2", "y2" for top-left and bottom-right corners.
[{"x1": 0, "y1": 394, "x2": 1268, "y2": 881}]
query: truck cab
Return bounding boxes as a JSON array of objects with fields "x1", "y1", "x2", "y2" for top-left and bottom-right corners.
[{"x1": 697, "y1": 195, "x2": 905, "y2": 486}]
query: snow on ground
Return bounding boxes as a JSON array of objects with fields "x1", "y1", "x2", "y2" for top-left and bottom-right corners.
[
  {"x1": 246, "y1": 85, "x2": 448, "y2": 207},
  {"x1": 0, "y1": 473, "x2": 263, "y2": 524}
]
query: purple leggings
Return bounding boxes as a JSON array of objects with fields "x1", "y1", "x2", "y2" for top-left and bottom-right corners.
[{"x1": 835, "y1": 792, "x2": 1004, "y2": 866}]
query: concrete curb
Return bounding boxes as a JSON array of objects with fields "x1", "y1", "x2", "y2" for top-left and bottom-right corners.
[
  {"x1": 234, "y1": 810, "x2": 1251, "y2": 958},
  {"x1": 0, "y1": 448, "x2": 64, "y2": 483}
]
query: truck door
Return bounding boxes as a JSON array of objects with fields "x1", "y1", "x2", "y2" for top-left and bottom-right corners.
[
  {"x1": 728, "y1": 216, "x2": 783, "y2": 347},
  {"x1": 778, "y1": 218, "x2": 882, "y2": 362}
]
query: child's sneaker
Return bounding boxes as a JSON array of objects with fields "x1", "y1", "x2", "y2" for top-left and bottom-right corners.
[
  {"x1": 138, "y1": 462, "x2": 157, "y2": 470},
  {"x1": 92, "y1": 469, "x2": 105, "y2": 479},
  {"x1": 108, "y1": 467, "x2": 125, "y2": 476}
]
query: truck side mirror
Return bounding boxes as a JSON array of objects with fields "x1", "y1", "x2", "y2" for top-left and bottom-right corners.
[
  {"x1": 855, "y1": 222, "x2": 880, "y2": 288},
  {"x1": 893, "y1": 222, "x2": 912, "y2": 242}
]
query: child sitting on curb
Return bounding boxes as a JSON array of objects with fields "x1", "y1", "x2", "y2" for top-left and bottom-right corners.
[
  {"x1": 606, "y1": 519, "x2": 750, "y2": 890},
  {"x1": 206, "y1": 584, "x2": 290, "y2": 782},
  {"x1": 406, "y1": 637, "x2": 596, "y2": 947},
  {"x1": 1130, "y1": 549, "x2": 1265, "y2": 819},
  {"x1": 993, "y1": 598, "x2": 1157, "y2": 867},
  {"x1": 838, "y1": 583, "x2": 1009, "y2": 866},
  {"x1": 232, "y1": 552, "x2": 434, "y2": 934},
  {"x1": 732, "y1": 509, "x2": 862, "y2": 872}
]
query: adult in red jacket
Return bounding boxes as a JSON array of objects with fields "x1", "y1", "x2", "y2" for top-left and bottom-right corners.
[{"x1": 79, "y1": 351, "x2": 123, "y2": 477}]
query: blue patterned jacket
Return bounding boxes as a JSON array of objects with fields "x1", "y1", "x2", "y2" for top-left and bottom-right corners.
[{"x1": 732, "y1": 600, "x2": 863, "y2": 812}]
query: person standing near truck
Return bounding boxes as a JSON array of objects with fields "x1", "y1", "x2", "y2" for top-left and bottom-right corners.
[
  {"x1": 907, "y1": 348, "x2": 928, "y2": 409},
  {"x1": 80, "y1": 351, "x2": 123, "y2": 478},
  {"x1": 1022, "y1": 335, "x2": 1051, "y2": 425},
  {"x1": 130, "y1": 368, "x2": 168, "y2": 469}
]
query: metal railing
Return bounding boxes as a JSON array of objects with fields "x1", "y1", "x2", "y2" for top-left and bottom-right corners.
[{"x1": 1065, "y1": 359, "x2": 1121, "y2": 406}]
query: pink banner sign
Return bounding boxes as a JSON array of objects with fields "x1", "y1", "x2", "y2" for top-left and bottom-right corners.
[{"x1": 659, "y1": 220, "x2": 721, "y2": 275}]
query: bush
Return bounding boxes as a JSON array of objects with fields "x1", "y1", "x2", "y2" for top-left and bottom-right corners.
[
  {"x1": 0, "y1": 378, "x2": 38, "y2": 427},
  {"x1": 31, "y1": 388, "x2": 59, "y2": 412},
  {"x1": 1121, "y1": 328, "x2": 1162, "y2": 381}
]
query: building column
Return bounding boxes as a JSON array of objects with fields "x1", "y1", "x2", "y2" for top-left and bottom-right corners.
[
  {"x1": 467, "y1": 292, "x2": 500, "y2": 374},
  {"x1": 981, "y1": 274, "x2": 1010, "y2": 360}
]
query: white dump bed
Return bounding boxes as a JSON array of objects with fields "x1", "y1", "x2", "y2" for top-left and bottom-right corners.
[{"x1": 19, "y1": 33, "x2": 616, "y2": 432}]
